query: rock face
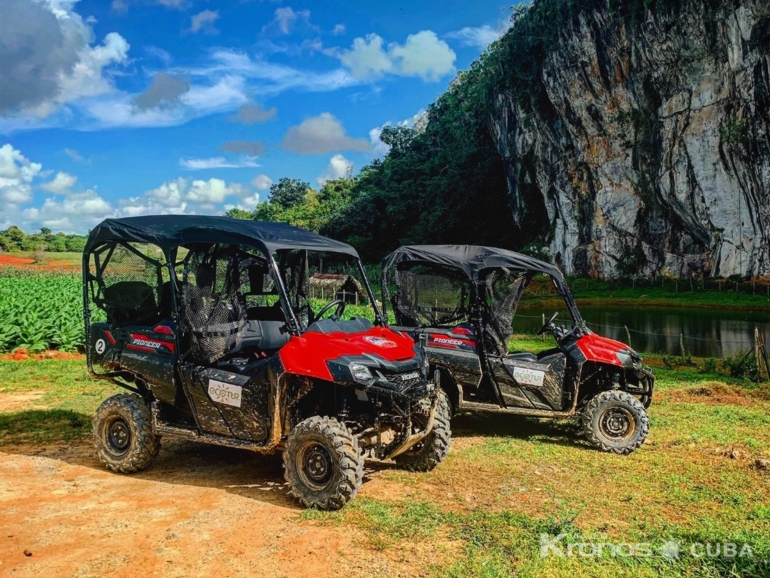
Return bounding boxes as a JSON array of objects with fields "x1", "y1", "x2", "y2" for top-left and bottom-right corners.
[{"x1": 491, "y1": 0, "x2": 770, "y2": 277}]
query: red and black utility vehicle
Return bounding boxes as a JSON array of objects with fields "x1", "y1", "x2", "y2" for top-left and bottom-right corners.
[
  {"x1": 83, "y1": 216, "x2": 450, "y2": 510},
  {"x1": 381, "y1": 245, "x2": 654, "y2": 454}
]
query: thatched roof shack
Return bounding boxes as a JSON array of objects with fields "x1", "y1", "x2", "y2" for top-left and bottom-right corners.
[{"x1": 309, "y1": 273, "x2": 368, "y2": 304}]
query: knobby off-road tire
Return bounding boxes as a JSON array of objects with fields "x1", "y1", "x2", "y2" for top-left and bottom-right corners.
[
  {"x1": 283, "y1": 416, "x2": 364, "y2": 510},
  {"x1": 394, "y1": 391, "x2": 451, "y2": 472},
  {"x1": 581, "y1": 390, "x2": 649, "y2": 455},
  {"x1": 93, "y1": 394, "x2": 161, "y2": 473}
]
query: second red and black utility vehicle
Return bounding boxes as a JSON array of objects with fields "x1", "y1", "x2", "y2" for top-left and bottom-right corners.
[{"x1": 381, "y1": 245, "x2": 654, "y2": 454}]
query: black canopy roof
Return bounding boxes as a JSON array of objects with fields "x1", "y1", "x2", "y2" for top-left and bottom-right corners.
[
  {"x1": 381, "y1": 245, "x2": 564, "y2": 281},
  {"x1": 85, "y1": 215, "x2": 359, "y2": 257}
]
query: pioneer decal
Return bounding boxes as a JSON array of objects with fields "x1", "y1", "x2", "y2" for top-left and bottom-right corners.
[
  {"x1": 428, "y1": 335, "x2": 476, "y2": 351},
  {"x1": 208, "y1": 380, "x2": 243, "y2": 408},
  {"x1": 128, "y1": 334, "x2": 175, "y2": 353},
  {"x1": 513, "y1": 366, "x2": 545, "y2": 387},
  {"x1": 432, "y1": 337, "x2": 465, "y2": 346}
]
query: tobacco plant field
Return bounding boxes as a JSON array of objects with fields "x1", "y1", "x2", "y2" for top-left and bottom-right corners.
[{"x1": 0, "y1": 269, "x2": 87, "y2": 353}]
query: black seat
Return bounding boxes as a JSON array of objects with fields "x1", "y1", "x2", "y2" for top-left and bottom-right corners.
[{"x1": 506, "y1": 351, "x2": 538, "y2": 363}]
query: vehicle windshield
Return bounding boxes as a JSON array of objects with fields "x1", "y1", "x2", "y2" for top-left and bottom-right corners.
[{"x1": 273, "y1": 249, "x2": 380, "y2": 331}]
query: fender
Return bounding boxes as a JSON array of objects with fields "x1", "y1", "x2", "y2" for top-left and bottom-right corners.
[{"x1": 575, "y1": 333, "x2": 627, "y2": 367}]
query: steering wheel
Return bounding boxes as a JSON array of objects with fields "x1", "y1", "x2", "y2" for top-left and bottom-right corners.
[
  {"x1": 537, "y1": 311, "x2": 559, "y2": 335},
  {"x1": 313, "y1": 299, "x2": 346, "y2": 322}
]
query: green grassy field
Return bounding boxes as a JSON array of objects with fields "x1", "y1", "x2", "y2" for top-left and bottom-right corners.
[{"x1": 1, "y1": 354, "x2": 768, "y2": 577}]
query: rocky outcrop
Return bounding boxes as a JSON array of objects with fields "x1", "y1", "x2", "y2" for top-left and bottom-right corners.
[{"x1": 491, "y1": 0, "x2": 770, "y2": 277}]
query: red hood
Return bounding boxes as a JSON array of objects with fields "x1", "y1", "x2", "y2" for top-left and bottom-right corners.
[
  {"x1": 575, "y1": 332, "x2": 630, "y2": 366},
  {"x1": 278, "y1": 327, "x2": 418, "y2": 381}
]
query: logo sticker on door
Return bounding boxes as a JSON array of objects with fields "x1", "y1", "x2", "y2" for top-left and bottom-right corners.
[
  {"x1": 513, "y1": 366, "x2": 545, "y2": 387},
  {"x1": 208, "y1": 379, "x2": 243, "y2": 408}
]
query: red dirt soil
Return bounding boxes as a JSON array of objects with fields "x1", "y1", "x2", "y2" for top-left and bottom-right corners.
[
  {"x1": 1, "y1": 350, "x2": 84, "y2": 362},
  {"x1": 0, "y1": 256, "x2": 79, "y2": 271},
  {"x1": 0, "y1": 255, "x2": 34, "y2": 266},
  {"x1": 0, "y1": 440, "x2": 439, "y2": 578}
]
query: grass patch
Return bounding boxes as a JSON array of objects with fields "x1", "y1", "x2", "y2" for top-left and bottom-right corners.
[
  {"x1": 0, "y1": 359, "x2": 119, "y2": 445},
  {"x1": 304, "y1": 499, "x2": 770, "y2": 577},
  {"x1": 0, "y1": 409, "x2": 91, "y2": 444}
]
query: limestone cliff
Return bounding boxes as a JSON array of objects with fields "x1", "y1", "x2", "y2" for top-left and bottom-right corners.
[{"x1": 491, "y1": 0, "x2": 770, "y2": 277}]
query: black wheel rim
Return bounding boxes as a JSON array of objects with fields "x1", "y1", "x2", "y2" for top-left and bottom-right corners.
[
  {"x1": 599, "y1": 407, "x2": 635, "y2": 440},
  {"x1": 106, "y1": 417, "x2": 131, "y2": 456},
  {"x1": 297, "y1": 442, "x2": 334, "y2": 489}
]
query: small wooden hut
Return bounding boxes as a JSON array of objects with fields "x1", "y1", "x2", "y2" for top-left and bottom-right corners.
[{"x1": 309, "y1": 273, "x2": 368, "y2": 304}]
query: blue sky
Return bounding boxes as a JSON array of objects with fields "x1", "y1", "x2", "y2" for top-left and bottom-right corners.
[{"x1": 0, "y1": 0, "x2": 511, "y2": 234}]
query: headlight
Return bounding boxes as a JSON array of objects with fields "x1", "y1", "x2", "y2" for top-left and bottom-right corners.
[
  {"x1": 350, "y1": 363, "x2": 373, "y2": 383},
  {"x1": 616, "y1": 349, "x2": 642, "y2": 369}
]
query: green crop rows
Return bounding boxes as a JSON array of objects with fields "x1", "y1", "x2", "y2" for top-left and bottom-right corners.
[
  {"x1": 0, "y1": 268, "x2": 385, "y2": 354},
  {"x1": 0, "y1": 269, "x2": 86, "y2": 353}
]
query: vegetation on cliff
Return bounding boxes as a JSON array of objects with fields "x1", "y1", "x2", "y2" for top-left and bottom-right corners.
[{"x1": 233, "y1": 0, "x2": 769, "y2": 274}]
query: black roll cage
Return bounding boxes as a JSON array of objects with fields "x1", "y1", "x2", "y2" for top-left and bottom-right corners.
[{"x1": 83, "y1": 238, "x2": 385, "y2": 382}]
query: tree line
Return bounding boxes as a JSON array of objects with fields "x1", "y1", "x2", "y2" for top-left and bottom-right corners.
[{"x1": 0, "y1": 226, "x2": 87, "y2": 253}]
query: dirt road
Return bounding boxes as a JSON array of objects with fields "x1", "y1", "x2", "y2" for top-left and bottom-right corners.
[{"x1": 0, "y1": 439, "x2": 428, "y2": 578}]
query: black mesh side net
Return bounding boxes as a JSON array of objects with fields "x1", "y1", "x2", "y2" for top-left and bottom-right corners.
[
  {"x1": 387, "y1": 264, "x2": 470, "y2": 327},
  {"x1": 180, "y1": 245, "x2": 247, "y2": 364},
  {"x1": 89, "y1": 242, "x2": 166, "y2": 326},
  {"x1": 483, "y1": 270, "x2": 531, "y2": 356}
]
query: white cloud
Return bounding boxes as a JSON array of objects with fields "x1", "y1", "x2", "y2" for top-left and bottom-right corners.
[
  {"x1": 333, "y1": 30, "x2": 455, "y2": 81},
  {"x1": 179, "y1": 156, "x2": 260, "y2": 170},
  {"x1": 390, "y1": 31, "x2": 456, "y2": 81},
  {"x1": 445, "y1": 25, "x2": 503, "y2": 50},
  {"x1": 281, "y1": 113, "x2": 370, "y2": 155},
  {"x1": 63, "y1": 148, "x2": 85, "y2": 162},
  {"x1": 189, "y1": 10, "x2": 219, "y2": 35},
  {"x1": 317, "y1": 154, "x2": 353, "y2": 185},
  {"x1": 263, "y1": 7, "x2": 312, "y2": 35},
  {"x1": 0, "y1": 0, "x2": 129, "y2": 117},
  {"x1": 335, "y1": 34, "x2": 394, "y2": 79},
  {"x1": 2, "y1": 46, "x2": 358, "y2": 132},
  {"x1": 192, "y1": 50, "x2": 358, "y2": 97},
  {"x1": 146, "y1": 177, "x2": 187, "y2": 207},
  {"x1": 0, "y1": 143, "x2": 41, "y2": 205},
  {"x1": 41, "y1": 171, "x2": 77, "y2": 195},
  {"x1": 186, "y1": 178, "x2": 247, "y2": 204},
  {"x1": 118, "y1": 176, "x2": 250, "y2": 218},
  {"x1": 180, "y1": 75, "x2": 248, "y2": 112},
  {"x1": 250, "y1": 175, "x2": 273, "y2": 190},
  {"x1": 331, "y1": 24, "x2": 345, "y2": 36},
  {"x1": 22, "y1": 190, "x2": 114, "y2": 232}
]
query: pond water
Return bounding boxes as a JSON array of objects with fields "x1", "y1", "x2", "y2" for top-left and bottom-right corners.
[{"x1": 514, "y1": 305, "x2": 770, "y2": 358}]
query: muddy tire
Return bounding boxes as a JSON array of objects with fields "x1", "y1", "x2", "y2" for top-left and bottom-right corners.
[
  {"x1": 93, "y1": 394, "x2": 160, "y2": 473},
  {"x1": 394, "y1": 391, "x2": 451, "y2": 472},
  {"x1": 283, "y1": 416, "x2": 363, "y2": 510},
  {"x1": 582, "y1": 390, "x2": 649, "y2": 455}
]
